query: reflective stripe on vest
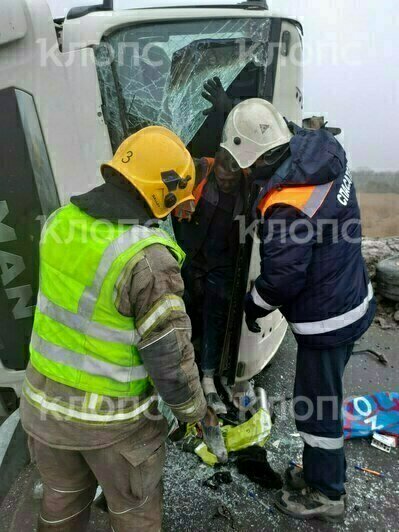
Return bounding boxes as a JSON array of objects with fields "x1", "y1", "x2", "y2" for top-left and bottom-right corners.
[
  {"x1": 37, "y1": 292, "x2": 138, "y2": 345},
  {"x1": 258, "y1": 182, "x2": 333, "y2": 218},
  {"x1": 78, "y1": 224, "x2": 173, "y2": 317},
  {"x1": 289, "y1": 283, "x2": 374, "y2": 335},
  {"x1": 31, "y1": 332, "x2": 148, "y2": 383},
  {"x1": 31, "y1": 204, "x2": 186, "y2": 396}
]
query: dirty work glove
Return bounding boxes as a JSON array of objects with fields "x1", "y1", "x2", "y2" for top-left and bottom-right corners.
[
  {"x1": 201, "y1": 407, "x2": 228, "y2": 463},
  {"x1": 202, "y1": 77, "x2": 233, "y2": 116},
  {"x1": 244, "y1": 292, "x2": 269, "y2": 334},
  {"x1": 236, "y1": 446, "x2": 283, "y2": 489}
]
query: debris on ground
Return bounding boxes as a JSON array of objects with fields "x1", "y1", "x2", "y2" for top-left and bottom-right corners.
[
  {"x1": 362, "y1": 238, "x2": 399, "y2": 330},
  {"x1": 178, "y1": 402, "x2": 272, "y2": 467},
  {"x1": 203, "y1": 471, "x2": 233, "y2": 490},
  {"x1": 1, "y1": 326, "x2": 398, "y2": 531},
  {"x1": 376, "y1": 255, "x2": 399, "y2": 302},
  {"x1": 354, "y1": 465, "x2": 385, "y2": 478},
  {"x1": 371, "y1": 433, "x2": 397, "y2": 453},
  {"x1": 235, "y1": 446, "x2": 283, "y2": 490},
  {"x1": 352, "y1": 348, "x2": 389, "y2": 365}
]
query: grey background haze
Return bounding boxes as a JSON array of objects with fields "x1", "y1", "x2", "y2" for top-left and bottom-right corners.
[{"x1": 48, "y1": 0, "x2": 399, "y2": 170}]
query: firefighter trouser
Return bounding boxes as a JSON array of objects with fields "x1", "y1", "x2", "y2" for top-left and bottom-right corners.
[
  {"x1": 29, "y1": 436, "x2": 165, "y2": 532},
  {"x1": 293, "y1": 343, "x2": 354, "y2": 499}
]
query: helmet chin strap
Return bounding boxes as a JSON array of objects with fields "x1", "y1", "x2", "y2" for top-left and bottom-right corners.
[
  {"x1": 262, "y1": 143, "x2": 291, "y2": 167},
  {"x1": 250, "y1": 147, "x2": 291, "y2": 181}
]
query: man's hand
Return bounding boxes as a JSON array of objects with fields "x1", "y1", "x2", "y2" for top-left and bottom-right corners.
[
  {"x1": 200, "y1": 407, "x2": 228, "y2": 463},
  {"x1": 202, "y1": 77, "x2": 233, "y2": 116},
  {"x1": 244, "y1": 292, "x2": 266, "y2": 334}
]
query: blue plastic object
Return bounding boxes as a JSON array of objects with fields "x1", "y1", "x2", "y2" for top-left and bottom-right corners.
[{"x1": 343, "y1": 392, "x2": 399, "y2": 439}]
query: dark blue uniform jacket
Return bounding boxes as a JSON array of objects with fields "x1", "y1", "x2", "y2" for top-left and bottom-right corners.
[{"x1": 251, "y1": 125, "x2": 376, "y2": 348}]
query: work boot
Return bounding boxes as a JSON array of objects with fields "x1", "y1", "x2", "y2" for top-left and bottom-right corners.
[
  {"x1": 285, "y1": 464, "x2": 307, "y2": 490},
  {"x1": 284, "y1": 465, "x2": 348, "y2": 506},
  {"x1": 275, "y1": 487, "x2": 345, "y2": 523}
]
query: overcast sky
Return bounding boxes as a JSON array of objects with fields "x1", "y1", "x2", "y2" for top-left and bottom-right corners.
[
  {"x1": 276, "y1": 0, "x2": 399, "y2": 171},
  {"x1": 48, "y1": 0, "x2": 398, "y2": 170}
]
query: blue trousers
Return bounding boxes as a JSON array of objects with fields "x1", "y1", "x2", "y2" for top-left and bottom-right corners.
[
  {"x1": 294, "y1": 343, "x2": 353, "y2": 498},
  {"x1": 182, "y1": 264, "x2": 234, "y2": 373}
]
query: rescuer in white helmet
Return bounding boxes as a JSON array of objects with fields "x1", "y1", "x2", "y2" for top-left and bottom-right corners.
[{"x1": 202, "y1": 85, "x2": 375, "y2": 523}]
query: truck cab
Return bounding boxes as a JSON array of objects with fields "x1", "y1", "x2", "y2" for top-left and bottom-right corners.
[{"x1": 0, "y1": 0, "x2": 303, "y2": 414}]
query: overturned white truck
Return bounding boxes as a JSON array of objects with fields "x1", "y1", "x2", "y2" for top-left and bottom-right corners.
[{"x1": 0, "y1": 0, "x2": 304, "y2": 414}]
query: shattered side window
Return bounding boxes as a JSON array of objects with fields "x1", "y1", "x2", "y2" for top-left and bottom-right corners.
[{"x1": 94, "y1": 18, "x2": 271, "y2": 150}]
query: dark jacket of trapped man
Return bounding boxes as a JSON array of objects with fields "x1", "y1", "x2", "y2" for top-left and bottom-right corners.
[{"x1": 173, "y1": 150, "x2": 248, "y2": 415}]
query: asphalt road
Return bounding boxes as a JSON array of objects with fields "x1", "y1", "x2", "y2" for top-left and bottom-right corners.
[{"x1": 1, "y1": 324, "x2": 398, "y2": 531}]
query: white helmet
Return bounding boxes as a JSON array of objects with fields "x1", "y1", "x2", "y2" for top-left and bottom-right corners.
[{"x1": 220, "y1": 98, "x2": 293, "y2": 169}]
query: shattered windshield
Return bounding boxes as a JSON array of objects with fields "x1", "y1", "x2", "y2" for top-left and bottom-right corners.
[{"x1": 95, "y1": 18, "x2": 271, "y2": 150}]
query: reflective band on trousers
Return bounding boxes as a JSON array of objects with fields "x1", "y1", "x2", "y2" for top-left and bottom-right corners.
[
  {"x1": 40, "y1": 500, "x2": 93, "y2": 525},
  {"x1": 31, "y1": 332, "x2": 147, "y2": 384},
  {"x1": 289, "y1": 283, "x2": 374, "y2": 335},
  {"x1": 251, "y1": 285, "x2": 280, "y2": 312},
  {"x1": 37, "y1": 292, "x2": 138, "y2": 345},
  {"x1": 299, "y1": 431, "x2": 344, "y2": 450},
  {"x1": 78, "y1": 225, "x2": 170, "y2": 317}
]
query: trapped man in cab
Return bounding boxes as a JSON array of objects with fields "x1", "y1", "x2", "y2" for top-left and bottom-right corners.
[{"x1": 173, "y1": 149, "x2": 250, "y2": 415}]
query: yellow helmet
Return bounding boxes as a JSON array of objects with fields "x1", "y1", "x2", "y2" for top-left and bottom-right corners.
[{"x1": 101, "y1": 126, "x2": 196, "y2": 218}]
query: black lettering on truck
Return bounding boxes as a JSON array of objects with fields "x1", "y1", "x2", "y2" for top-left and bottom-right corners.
[{"x1": 0, "y1": 201, "x2": 34, "y2": 319}]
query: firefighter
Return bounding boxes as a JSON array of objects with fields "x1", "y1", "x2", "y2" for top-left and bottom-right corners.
[
  {"x1": 173, "y1": 149, "x2": 248, "y2": 414},
  {"x1": 220, "y1": 99, "x2": 376, "y2": 522},
  {"x1": 20, "y1": 126, "x2": 226, "y2": 532}
]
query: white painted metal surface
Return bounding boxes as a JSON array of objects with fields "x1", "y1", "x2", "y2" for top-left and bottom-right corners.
[
  {"x1": 0, "y1": 409, "x2": 20, "y2": 468},
  {"x1": 0, "y1": 0, "x2": 111, "y2": 203},
  {"x1": 0, "y1": 0, "x2": 27, "y2": 46},
  {"x1": 0, "y1": 0, "x2": 303, "y2": 393},
  {"x1": 48, "y1": 0, "x2": 263, "y2": 20}
]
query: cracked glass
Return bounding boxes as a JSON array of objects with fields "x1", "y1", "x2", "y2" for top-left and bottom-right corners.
[
  {"x1": 95, "y1": 17, "x2": 272, "y2": 150},
  {"x1": 94, "y1": 17, "x2": 271, "y2": 236}
]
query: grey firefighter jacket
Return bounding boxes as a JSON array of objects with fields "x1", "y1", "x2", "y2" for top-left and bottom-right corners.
[{"x1": 20, "y1": 181, "x2": 207, "y2": 450}]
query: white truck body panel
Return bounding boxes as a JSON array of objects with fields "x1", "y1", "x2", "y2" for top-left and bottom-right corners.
[
  {"x1": 0, "y1": 0, "x2": 303, "y2": 397},
  {"x1": 0, "y1": 0, "x2": 27, "y2": 46}
]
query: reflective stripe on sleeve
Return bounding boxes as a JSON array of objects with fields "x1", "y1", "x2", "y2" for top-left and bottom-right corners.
[
  {"x1": 37, "y1": 292, "x2": 138, "y2": 345},
  {"x1": 137, "y1": 296, "x2": 186, "y2": 338},
  {"x1": 289, "y1": 283, "x2": 374, "y2": 336},
  {"x1": 31, "y1": 332, "x2": 147, "y2": 384},
  {"x1": 22, "y1": 380, "x2": 157, "y2": 423},
  {"x1": 299, "y1": 432, "x2": 344, "y2": 450},
  {"x1": 251, "y1": 285, "x2": 280, "y2": 312}
]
